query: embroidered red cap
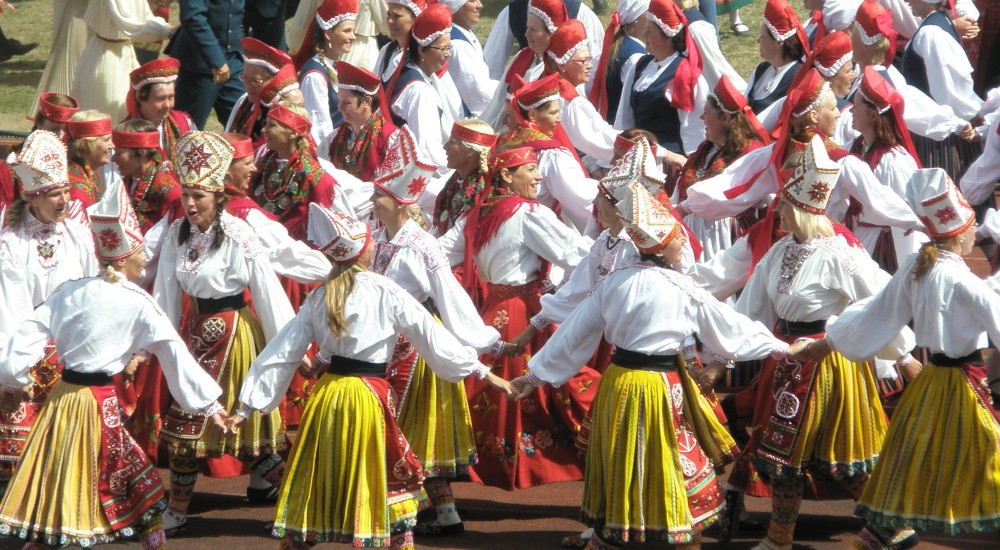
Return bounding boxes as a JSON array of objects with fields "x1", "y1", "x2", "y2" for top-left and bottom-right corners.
[
  {"x1": 267, "y1": 102, "x2": 312, "y2": 135},
  {"x1": 547, "y1": 19, "x2": 588, "y2": 66},
  {"x1": 66, "y1": 117, "x2": 113, "y2": 139},
  {"x1": 488, "y1": 147, "x2": 538, "y2": 176},
  {"x1": 412, "y1": 3, "x2": 452, "y2": 46},
  {"x1": 242, "y1": 37, "x2": 293, "y2": 74},
  {"x1": 112, "y1": 130, "x2": 160, "y2": 150}
]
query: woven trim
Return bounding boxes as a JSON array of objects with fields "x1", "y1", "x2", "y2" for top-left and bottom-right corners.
[
  {"x1": 243, "y1": 58, "x2": 282, "y2": 74},
  {"x1": 709, "y1": 92, "x2": 739, "y2": 115},
  {"x1": 516, "y1": 90, "x2": 560, "y2": 111},
  {"x1": 337, "y1": 83, "x2": 378, "y2": 96}
]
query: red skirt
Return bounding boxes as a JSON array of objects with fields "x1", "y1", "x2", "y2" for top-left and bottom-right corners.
[
  {"x1": 0, "y1": 344, "x2": 62, "y2": 480},
  {"x1": 466, "y1": 280, "x2": 600, "y2": 490}
]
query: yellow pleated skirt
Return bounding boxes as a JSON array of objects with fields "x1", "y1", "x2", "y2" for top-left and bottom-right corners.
[
  {"x1": 582, "y1": 363, "x2": 732, "y2": 545},
  {"x1": 395, "y1": 353, "x2": 478, "y2": 478},
  {"x1": 0, "y1": 382, "x2": 164, "y2": 546},
  {"x1": 273, "y1": 373, "x2": 424, "y2": 546},
  {"x1": 855, "y1": 363, "x2": 1000, "y2": 534},
  {"x1": 757, "y1": 351, "x2": 887, "y2": 479}
]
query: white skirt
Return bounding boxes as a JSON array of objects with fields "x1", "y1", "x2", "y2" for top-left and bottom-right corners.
[
  {"x1": 71, "y1": 36, "x2": 137, "y2": 122},
  {"x1": 29, "y1": 0, "x2": 90, "y2": 117}
]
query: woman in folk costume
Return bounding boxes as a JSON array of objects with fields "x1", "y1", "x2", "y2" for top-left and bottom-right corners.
[
  {"x1": 746, "y1": 0, "x2": 809, "y2": 115},
  {"x1": 673, "y1": 75, "x2": 770, "y2": 261},
  {"x1": 70, "y1": 0, "x2": 174, "y2": 122},
  {"x1": 0, "y1": 182, "x2": 226, "y2": 550},
  {"x1": 375, "y1": 0, "x2": 426, "y2": 90},
  {"x1": 66, "y1": 111, "x2": 115, "y2": 208},
  {"x1": 759, "y1": 30, "x2": 856, "y2": 136},
  {"x1": 679, "y1": 68, "x2": 924, "y2": 255},
  {"x1": 111, "y1": 120, "x2": 182, "y2": 232},
  {"x1": 901, "y1": 0, "x2": 983, "y2": 185},
  {"x1": 231, "y1": 204, "x2": 512, "y2": 549},
  {"x1": 225, "y1": 39, "x2": 305, "y2": 151},
  {"x1": 431, "y1": 120, "x2": 497, "y2": 237},
  {"x1": 734, "y1": 136, "x2": 918, "y2": 550},
  {"x1": 440, "y1": 0, "x2": 499, "y2": 118},
  {"x1": 288, "y1": 0, "x2": 388, "y2": 72},
  {"x1": 479, "y1": 0, "x2": 567, "y2": 128},
  {"x1": 614, "y1": 0, "x2": 709, "y2": 157},
  {"x1": 154, "y1": 132, "x2": 294, "y2": 534},
  {"x1": 0, "y1": 94, "x2": 78, "y2": 218},
  {"x1": 0, "y1": 131, "x2": 99, "y2": 496},
  {"x1": 251, "y1": 102, "x2": 337, "y2": 244},
  {"x1": 809, "y1": 168, "x2": 1000, "y2": 548},
  {"x1": 378, "y1": 3, "x2": 460, "y2": 167},
  {"x1": 294, "y1": 0, "x2": 360, "y2": 160},
  {"x1": 500, "y1": 73, "x2": 599, "y2": 234},
  {"x1": 368, "y1": 133, "x2": 509, "y2": 535},
  {"x1": 845, "y1": 67, "x2": 924, "y2": 273},
  {"x1": 848, "y1": 1, "x2": 972, "y2": 153},
  {"x1": 329, "y1": 61, "x2": 406, "y2": 184},
  {"x1": 547, "y1": 19, "x2": 618, "y2": 166},
  {"x1": 511, "y1": 182, "x2": 795, "y2": 550},
  {"x1": 437, "y1": 147, "x2": 597, "y2": 490},
  {"x1": 588, "y1": 0, "x2": 650, "y2": 125},
  {"x1": 122, "y1": 58, "x2": 196, "y2": 162}
]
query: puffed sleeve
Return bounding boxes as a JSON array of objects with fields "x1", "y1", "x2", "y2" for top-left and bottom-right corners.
[
  {"x1": 246, "y1": 208, "x2": 331, "y2": 284},
  {"x1": 826, "y1": 269, "x2": 915, "y2": 361},
  {"x1": 437, "y1": 215, "x2": 466, "y2": 267},
  {"x1": 392, "y1": 85, "x2": 448, "y2": 167},
  {"x1": 682, "y1": 144, "x2": 775, "y2": 221},
  {"x1": 613, "y1": 60, "x2": 639, "y2": 131},
  {"x1": 246, "y1": 243, "x2": 296, "y2": 341},
  {"x1": 482, "y1": 7, "x2": 513, "y2": 81},
  {"x1": 883, "y1": 66, "x2": 967, "y2": 141},
  {"x1": 691, "y1": 233, "x2": 752, "y2": 301},
  {"x1": 152, "y1": 221, "x2": 184, "y2": 328},
  {"x1": 89, "y1": 0, "x2": 172, "y2": 43},
  {"x1": 536, "y1": 236, "x2": 604, "y2": 325},
  {"x1": 448, "y1": 39, "x2": 499, "y2": 116},
  {"x1": 538, "y1": 149, "x2": 599, "y2": 233},
  {"x1": 389, "y1": 284, "x2": 489, "y2": 382},
  {"x1": 0, "y1": 305, "x2": 53, "y2": 388},
  {"x1": 300, "y1": 70, "x2": 337, "y2": 158},
  {"x1": 239, "y1": 290, "x2": 320, "y2": 413},
  {"x1": 692, "y1": 284, "x2": 789, "y2": 362},
  {"x1": 688, "y1": 21, "x2": 746, "y2": 91},
  {"x1": 909, "y1": 26, "x2": 982, "y2": 121},
  {"x1": 961, "y1": 117, "x2": 1000, "y2": 206},
  {"x1": 830, "y1": 156, "x2": 923, "y2": 232},
  {"x1": 420, "y1": 244, "x2": 501, "y2": 352},
  {"x1": 521, "y1": 205, "x2": 592, "y2": 273},
  {"x1": 528, "y1": 282, "x2": 608, "y2": 386},
  {"x1": 734, "y1": 243, "x2": 780, "y2": 332},
  {"x1": 561, "y1": 96, "x2": 616, "y2": 163},
  {"x1": 676, "y1": 75, "x2": 709, "y2": 155}
]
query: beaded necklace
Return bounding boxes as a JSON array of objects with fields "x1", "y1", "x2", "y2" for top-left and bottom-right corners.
[{"x1": 330, "y1": 115, "x2": 383, "y2": 178}]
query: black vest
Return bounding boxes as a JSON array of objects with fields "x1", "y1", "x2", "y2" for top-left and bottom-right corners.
[
  {"x1": 509, "y1": 0, "x2": 582, "y2": 50},
  {"x1": 900, "y1": 11, "x2": 957, "y2": 96},
  {"x1": 630, "y1": 54, "x2": 683, "y2": 154},
  {"x1": 298, "y1": 57, "x2": 343, "y2": 130},
  {"x1": 747, "y1": 61, "x2": 801, "y2": 114},
  {"x1": 605, "y1": 35, "x2": 646, "y2": 124}
]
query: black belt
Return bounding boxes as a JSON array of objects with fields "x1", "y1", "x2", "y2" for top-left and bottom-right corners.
[
  {"x1": 61, "y1": 369, "x2": 114, "y2": 386},
  {"x1": 777, "y1": 318, "x2": 827, "y2": 337},
  {"x1": 324, "y1": 355, "x2": 388, "y2": 377},
  {"x1": 194, "y1": 293, "x2": 247, "y2": 315},
  {"x1": 929, "y1": 350, "x2": 983, "y2": 367},
  {"x1": 612, "y1": 348, "x2": 679, "y2": 372}
]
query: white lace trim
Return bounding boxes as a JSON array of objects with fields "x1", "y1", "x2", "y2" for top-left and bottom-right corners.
[
  {"x1": 792, "y1": 81, "x2": 831, "y2": 118},
  {"x1": 814, "y1": 51, "x2": 852, "y2": 78},
  {"x1": 415, "y1": 27, "x2": 452, "y2": 47},
  {"x1": 857, "y1": 87, "x2": 891, "y2": 114},
  {"x1": 547, "y1": 40, "x2": 588, "y2": 66},
  {"x1": 763, "y1": 17, "x2": 797, "y2": 42},
  {"x1": 529, "y1": 5, "x2": 558, "y2": 33},
  {"x1": 853, "y1": 21, "x2": 885, "y2": 46},
  {"x1": 646, "y1": 12, "x2": 683, "y2": 38},
  {"x1": 316, "y1": 11, "x2": 357, "y2": 31}
]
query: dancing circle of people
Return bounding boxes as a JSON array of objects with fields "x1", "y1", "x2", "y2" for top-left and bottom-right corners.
[{"x1": 0, "y1": 0, "x2": 999, "y2": 549}]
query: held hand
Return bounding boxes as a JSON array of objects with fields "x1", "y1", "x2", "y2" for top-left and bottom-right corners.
[
  {"x1": 661, "y1": 150, "x2": 687, "y2": 169},
  {"x1": 794, "y1": 337, "x2": 832, "y2": 362},
  {"x1": 898, "y1": 358, "x2": 923, "y2": 382},
  {"x1": 122, "y1": 354, "x2": 148, "y2": 384},
  {"x1": 0, "y1": 1, "x2": 15, "y2": 14},
  {"x1": 500, "y1": 341, "x2": 523, "y2": 357},
  {"x1": 225, "y1": 413, "x2": 246, "y2": 435},
  {"x1": 509, "y1": 376, "x2": 538, "y2": 400},
  {"x1": 785, "y1": 338, "x2": 816, "y2": 362},
  {"x1": 485, "y1": 372, "x2": 514, "y2": 397},
  {"x1": 958, "y1": 123, "x2": 979, "y2": 143},
  {"x1": 210, "y1": 411, "x2": 230, "y2": 434},
  {"x1": 696, "y1": 361, "x2": 726, "y2": 391}
]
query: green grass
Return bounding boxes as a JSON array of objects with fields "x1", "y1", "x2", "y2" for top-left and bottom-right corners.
[{"x1": 0, "y1": 0, "x2": 801, "y2": 132}]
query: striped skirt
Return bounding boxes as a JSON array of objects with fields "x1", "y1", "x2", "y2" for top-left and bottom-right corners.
[
  {"x1": 582, "y1": 362, "x2": 734, "y2": 545},
  {"x1": 855, "y1": 361, "x2": 1000, "y2": 534}
]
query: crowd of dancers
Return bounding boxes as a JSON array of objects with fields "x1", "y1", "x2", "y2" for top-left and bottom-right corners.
[{"x1": 0, "y1": 0, "x2": 999, "y2": 549}]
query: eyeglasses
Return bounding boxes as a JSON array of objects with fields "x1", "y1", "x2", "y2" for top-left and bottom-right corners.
[
  {"x1": 425, "y1": 45, "x2": 452, "y2": 53},
  {"x1": 570, "y1": 57, "x2": 593, "y2": 66},
  {"x1": 239, "y1": 74, "x2": 269, "y2": 85}
]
